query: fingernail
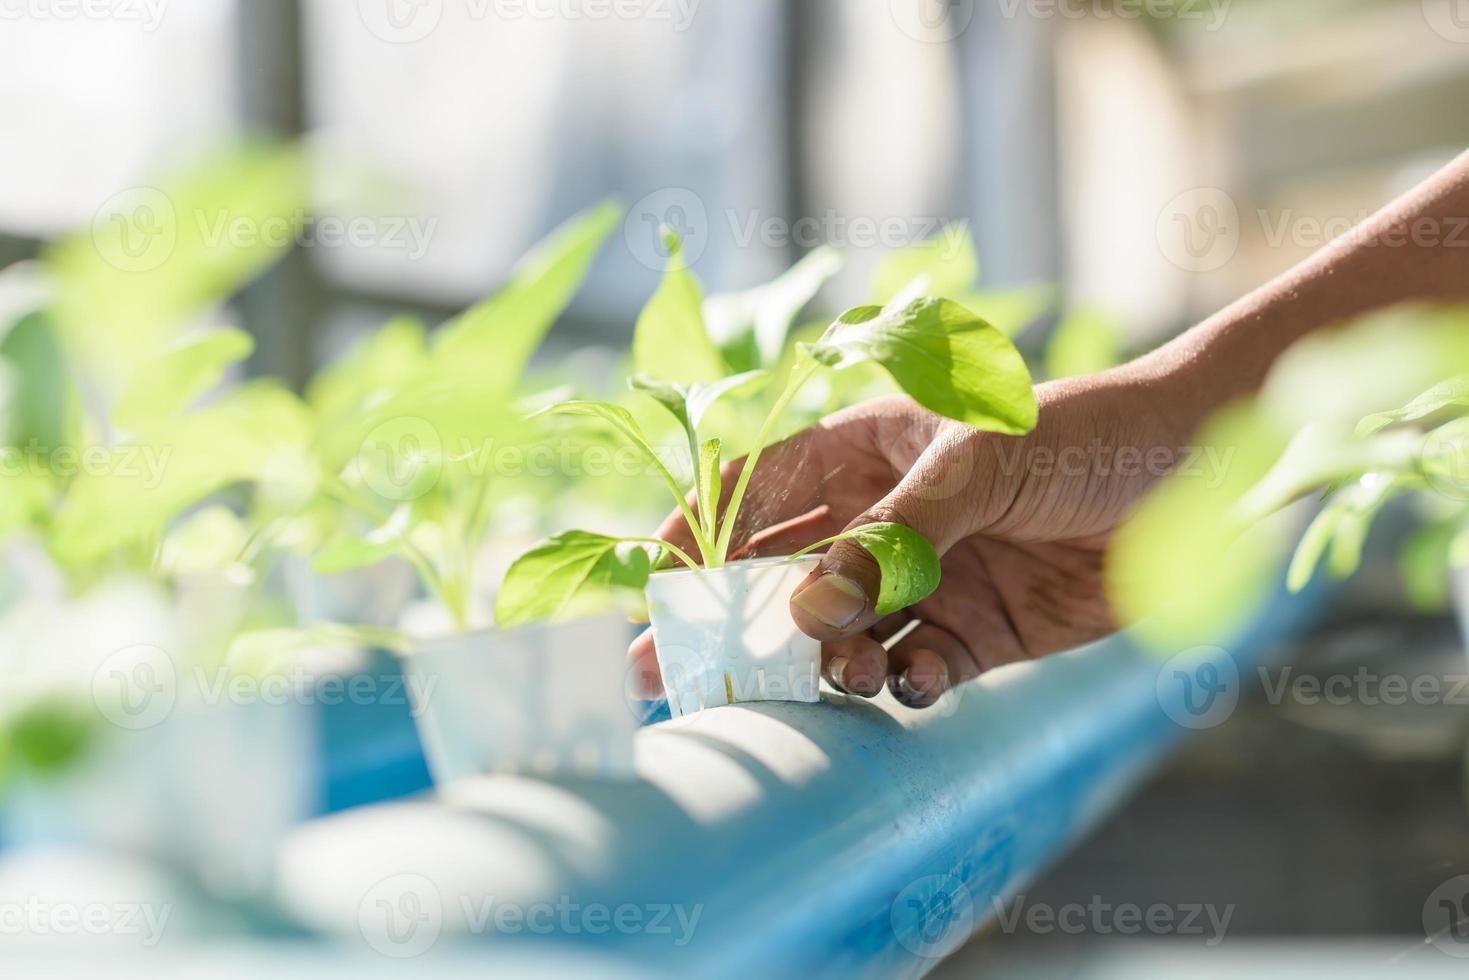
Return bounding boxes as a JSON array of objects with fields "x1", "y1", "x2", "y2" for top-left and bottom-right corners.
[
  {"x1": 891, "y1": 669, "x2": 932, "y2": 708},
  {"x1": 828, "y1": 655, "x2": 851, "y2": 694},
  {"x1": 792, "y1": 573, "x2": 867, "y2": 629}
]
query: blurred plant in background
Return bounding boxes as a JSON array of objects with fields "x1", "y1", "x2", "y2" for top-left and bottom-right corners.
[{"x1": 1108, "y1": 304, "x2": 1469, "y2": 650}]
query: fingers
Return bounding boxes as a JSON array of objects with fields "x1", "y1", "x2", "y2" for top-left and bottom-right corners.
[
  {"x1": 821, "y1": 634, "x2": 888, "y2": 698},
  {"x1": 627, "y1": 627, "x2": 662, "y2": 698},
  {"x1": 889, "y1": 622, "x2": 981, "y2": 692},
  {"x1": 885, "y1": 647, "x2": 950, "y2": 709},
  {"x1": 789, "y1": 435, "x2": 977, "y2": 643}
]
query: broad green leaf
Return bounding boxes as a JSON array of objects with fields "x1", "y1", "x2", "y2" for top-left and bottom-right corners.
[
  {"x1": 1358, "y1": 375, "x2": 1469, "y2": 436},
  {"x1": 807, "y1": 298, "x2": 1037, "y2": 434},
  {"x1": 704, "y1": 247, "x2": 843, "y2": 370},
  {"x1": 1045, "y1": 308, "x2": 1123, "y2": 380},
  {"x1": 0, "y1": 310, "x2": 73, "y2": 451},
  {"x1": 1400, "y1": 523, "x2": 1455, "y2": 611},
  {"x1": 870, "y1": 226, "x2": 978, "y2": 304},
  {"x1": 160, "y1": 505, "x2": 251, "y2": 577},
  {"x1": 308, "y1": 315, "x2": 429, "y2": 467},
  {"x1": 792, "y1": 522, "x2": 941, "y2": 615},
  {"x1": 47, "y1": 141, "x2": 306, "y2": 391},
  {"x1": 51, "y1": 381, "x2": 315, "y2": 564},
  {"x1": 496, "y1": 530, "x2": 653, "y2": 628},
  {"x1": 112, "y1": 328, "x2": 254, "y2": 432},
  {"x1": 697, "y1": 438, "x2": 721, "y2": 540},
  {"x1": 632, "y1": 230, "x2": 727, "y2": 384},
  {"x1": 432, "y1": 200, "x2": 621, "y2": 396}
]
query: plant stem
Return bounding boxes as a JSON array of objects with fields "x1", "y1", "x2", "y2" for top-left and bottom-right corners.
[
  {"x1": 712, "y1": 359, "x2": 819, "y2": 565},
  {"x1": 626, "y1": 536, "x2": 700, "y2": 572}
]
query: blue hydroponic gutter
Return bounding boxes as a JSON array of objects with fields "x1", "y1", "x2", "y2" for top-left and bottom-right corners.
[{"x1": 274, "y1": 590, "x2": 1320, "y2": 979}]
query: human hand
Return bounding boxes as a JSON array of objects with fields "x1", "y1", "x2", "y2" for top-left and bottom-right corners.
[{"x1": 628, "y1": 371, "x2": 1198, "y2": 708}]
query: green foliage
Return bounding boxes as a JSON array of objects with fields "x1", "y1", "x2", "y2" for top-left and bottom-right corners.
[
  {"x1": 495, "y1": 530, "x2": 657, "y2": 628},
  {"x1": 502, "y1": 289, "x2": 1039, "y2": 626},
  {"x1": 806, "y1": 298, "x2": 1038, "y2": 434},
  {"x1": 792, "y1": 522, "x2": 941, "y2": 614}
]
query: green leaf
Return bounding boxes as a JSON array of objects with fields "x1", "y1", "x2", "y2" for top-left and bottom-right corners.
[
  {"x1": 0, "y1": 310, "x2": 74, "y2": 451},
  {"x1": 807, "y1": 297, "x2": 1037, "y2": 434},
  {"x1": 1358, "y1": 375, "x2": 1469, "y2": 436},
  {"x1": 704, "y1": 246, "x2": 843, "y2": 370},
  {"x1": 1044, "y1": 307, "x2": 1123, "y2": 380},
  {"x1": 870, "y1": 226, "x2": 978, "y2": 304},
  {"x1": 159, "y1": 504, "x2": 251, "y2": 577},
  {"x1": 1399, "y1": 522, "x2": 1455, "y2": 612},
  {"x1": 632, "y1": 229, "x2": 728, "y2": 384},
  {"x1": 495, "y1": 530, "x2": 653, "y2": 628},
  {"x1": 9, "y1": 693, "x2": 95, "y2": 773},
  {"x1": 311, "y1": 504, "x2": 414, "y2": 574},
  {"x1": 1285, "y1": 474, "x2": 1406, "y2": 592},
  {"x1": 112, "y1": 328, "x2": 254, "y2": 432},
  {"x1": 792, "y1": 522, "x2": 941, "y2": 615},
  {"x1": 431, "y1": 200, "x2": 622, "y2": 396},
  {"x1": 697, "y1": 438, "x2": 721, "y2": 540},
  {"x1": 630, "y1": 369, "x2": 770, "y2": 440},
  {"x1": 46, "y1": 141, "x2": 307, "y2": 392}
]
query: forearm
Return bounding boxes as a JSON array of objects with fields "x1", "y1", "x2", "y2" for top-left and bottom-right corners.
[{"x1": 1126, "y1": 149, "x2": 1469, "y2": 426}]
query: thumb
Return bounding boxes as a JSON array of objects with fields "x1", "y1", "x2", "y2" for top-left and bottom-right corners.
[{"x1": 789, "y1": 437, "x2": 977, "y2": 641}]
